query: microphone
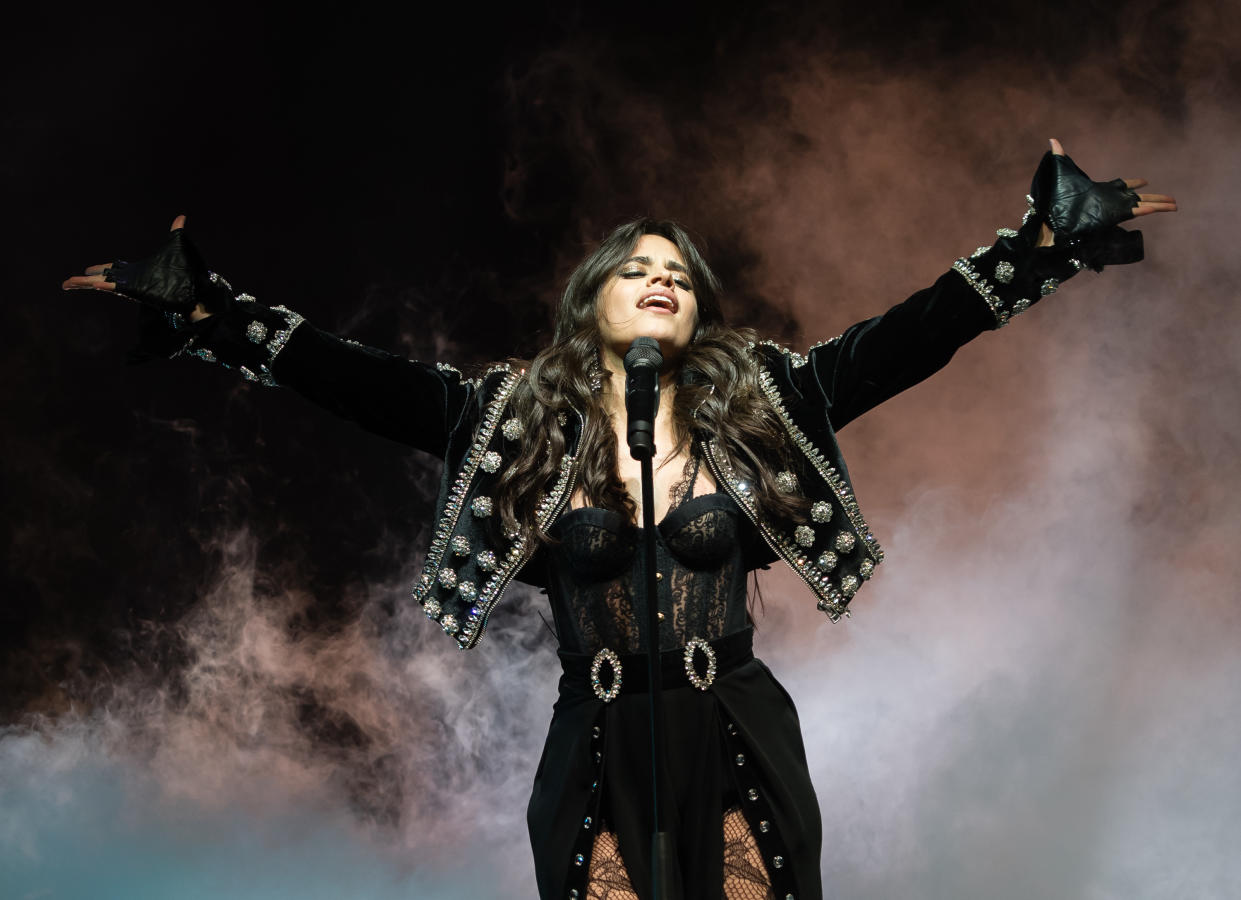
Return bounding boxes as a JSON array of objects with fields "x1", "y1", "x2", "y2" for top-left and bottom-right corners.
[{"x1": 624, "y1": 337, "x2": 662, "y2": 461}]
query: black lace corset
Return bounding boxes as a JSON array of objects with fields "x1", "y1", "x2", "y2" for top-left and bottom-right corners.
[{"x1": 546, "y1": 490, "x2": 758, "y2": 655}]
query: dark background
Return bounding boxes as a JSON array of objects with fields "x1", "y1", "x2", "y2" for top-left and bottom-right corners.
[{"x1": 3, "y1": 2, "x2": 1238, "y2": 897}]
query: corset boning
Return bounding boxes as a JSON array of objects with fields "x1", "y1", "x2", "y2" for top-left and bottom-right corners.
[{"x1": 546, "y1": 493, "x2": 757, "y2": 654}]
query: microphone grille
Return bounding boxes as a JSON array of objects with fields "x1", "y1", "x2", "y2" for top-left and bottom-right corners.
[{"x1": 623, "y1": 336, "x2": 663, "y2": 370}]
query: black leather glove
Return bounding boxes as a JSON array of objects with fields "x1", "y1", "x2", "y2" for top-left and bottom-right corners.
[
  {"x1": 104, "y1": 228, "x2": 235, "y2": 317},
  {"x1": 1030, "y1": 150, "x2": 1144, "y2": 270}
]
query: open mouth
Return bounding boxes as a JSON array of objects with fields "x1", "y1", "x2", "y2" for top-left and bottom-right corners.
[{"x1": 638, "y1": 293, "x2": 678, "y2": 313}]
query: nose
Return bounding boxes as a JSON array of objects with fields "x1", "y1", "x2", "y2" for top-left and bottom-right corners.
[{"x1": 647, "y1": 269, "x2": 674, "y2": 287}]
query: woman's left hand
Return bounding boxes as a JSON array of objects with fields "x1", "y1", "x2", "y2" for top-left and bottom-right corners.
[{"x1": 1035, "y1": 139, "x2": 1178, "y2": 247}]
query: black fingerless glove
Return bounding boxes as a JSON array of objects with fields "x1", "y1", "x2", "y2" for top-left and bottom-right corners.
[
  {"x1": 952, "y1": 151, "x2": 1145, "y2": 328},
  {"x1": 1030, "y1": 150, "x2": 1144, "y2": 270},
  {"x1": 105, "y1": 228, "x2": 236, "y2": 317},
  {"x1": 113, "y1": 227, "x2": 306, "y2": 384}
]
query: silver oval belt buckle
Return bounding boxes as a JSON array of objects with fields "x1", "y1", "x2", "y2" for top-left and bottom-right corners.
[
  {"x1": 683, "y1": 637, "x2": 717, "y2": 691},
  {"x1": 590, "y1": 648, "x2": 623, "y2": 702}
]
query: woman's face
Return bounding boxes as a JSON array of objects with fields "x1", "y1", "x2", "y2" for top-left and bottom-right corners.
[{"x1": 596, "y1": 233, "x2": 699, "y2": 369}]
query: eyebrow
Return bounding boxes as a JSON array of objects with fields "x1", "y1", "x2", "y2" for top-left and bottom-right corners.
[{"x1": 621, "y1": 255, "x2": 690, "y2": 275}]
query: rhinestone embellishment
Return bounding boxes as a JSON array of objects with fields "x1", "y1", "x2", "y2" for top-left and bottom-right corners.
[
  {"x1": 470, "y1": 496, "x2": 493, "y2": 517},
  {"x1": 840, "y1": 575, "x2": 859, "y2": 597},
  {"x1": 996, "y1": 227, "x2": 1019, "y2": 237},
  {"x1": 1040, "y1": 277, "x2": 1060, "y2": 296},
  {"x1": 834, "y1": 531, "x2": 856, "y2": 553},
  {"x1": 859, "y1": 559, "x2": 875, "y2": 579},
  {"x1": 590, "y1": 648, "x2": 622, "y2": 703},
  {"x1": 794, "y1": 526, "x2": 815, "y2": 548},
  {"x1": 437, "y1": 568, "x2": 458, "y2": 590},
  {"x1": 422, "y1": 599, "x2": 442, "y2": 619},
  {"x1": 480, "y1": 451, "x2": 502, "y2": 474},
  {"x1": 501, "y1": 417, "x2": 524, "y2": 441},
  {"x1": 450, "y1": 535, "x2": 470, "y2": 556},
  {"x1": 683, "y1": 638, "x2": 717, "y2": 691},
  {"x1": 458, "y1": 581, "x2": 477, "y2": 600},
  {"x1": 440, "y1": 614, "x2": 459, "y2": 635},
  {"x1": 245, "y1": 320, "x2": 268, "y2": 343},
  {"x1": 476, "y1": 550, "x2": 497, "y2": 572},
  {"x1": 816, "y1": 551, "x2": 838, "y2": 572},
  {"x1": 994, "y1": 261, "x2": 1015, "y2": 284},
  {"x1": 775, "y1": 471, "x2": 798, "y2": 493},
  {"x1": 810, "y1": 501, "x2": 832, "y2": 523}
]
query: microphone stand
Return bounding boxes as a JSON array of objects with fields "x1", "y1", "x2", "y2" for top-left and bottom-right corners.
[{"x1": 624, "y1": 338, "x2": 681, "y2": 900}]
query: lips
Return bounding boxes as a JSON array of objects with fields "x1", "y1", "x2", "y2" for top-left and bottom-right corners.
[{"x1": 638, "y1": 290, "x2": 678, "y2": 313}]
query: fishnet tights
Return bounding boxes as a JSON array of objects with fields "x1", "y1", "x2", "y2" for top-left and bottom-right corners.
[{"x1": 585, "y1": 807, "x2": 774, "y2": 899}]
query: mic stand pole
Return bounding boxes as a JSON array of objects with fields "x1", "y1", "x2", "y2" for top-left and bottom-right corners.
[
  {"x1": 636, "y1": 445, "x2": 680, "y2": 900},
  {"x1": 624, "y1": 336, "x2": 680, "y2": 899}
]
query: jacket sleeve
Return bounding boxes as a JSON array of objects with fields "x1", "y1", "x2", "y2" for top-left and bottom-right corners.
[
  {"x1": 142, "y1": 295, "x2": 474, "y2": 459},
  {"x1": 799, "y1": 203, "x2": 1093, "y2": 430}
]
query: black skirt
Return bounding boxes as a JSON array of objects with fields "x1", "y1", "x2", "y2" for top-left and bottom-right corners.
[{"x1": 527, "y1": 630, "x2": 823, "y2": 899}]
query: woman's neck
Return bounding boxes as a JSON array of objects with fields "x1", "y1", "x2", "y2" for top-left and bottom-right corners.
[{"x1": 599, "y1": 354, "x2": 680, "y2": 427}]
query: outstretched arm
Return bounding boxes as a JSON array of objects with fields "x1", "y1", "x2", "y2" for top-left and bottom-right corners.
[
  {"x1": 63, "y1": 216, "x2": 474, "y2": 457},
  {"x1": 799, "y1": 139, "x2": 1177, "y2": 430}
]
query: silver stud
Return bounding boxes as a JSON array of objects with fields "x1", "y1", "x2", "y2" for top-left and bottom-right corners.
[
  {"x1": 574, "y1": 853, "x2": 584, "y2": 866},
  {"x1": 747, "y1": 788, "x2": 759, "y2": 801},
  {"x1": 735, "y1": 754, "x2": 746, "y2": 767},
  {"x1": 772, "y1": 855, "x2": 784, "y2": 869},
  {"x1": 450, "y1": 535, "x2": 470, "y2": 556},
  {"x1": 583, "y1": 816, "x2": 592, "y2": 829},
  {"x1": 501, "y1": 417, "x2": 525, "y2": 441},
  {"x1": 834, "y1": 531, "x2": 856, "y2": 553},
  {"x1": 481, "y1": 451, "x2": 502, "y2": 474},
  {"x1": 471, "y1": 496, "x2": 493, "y2": 517},
  {"x1": 759, "y1": 820, "x2": 770, "y2": 833},
  {"x1": 557, "y1": 411, "x2": 568, "y2": 426},
  {"x1": 810, "y1": 501, "x2": 832, "y2": 523},
  {"x1": 816, "y1": 551, "x2": 838, "y2": 572},
  {"x1": 794, "y1": 525, "x2": 815, "y2": 548}
]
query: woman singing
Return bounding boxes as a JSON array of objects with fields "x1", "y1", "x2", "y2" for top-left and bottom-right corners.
[{"x1": 63, "y1": 140, "x2": 1175, "y2": 899}]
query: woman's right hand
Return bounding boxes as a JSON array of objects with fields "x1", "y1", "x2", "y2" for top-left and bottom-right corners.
[{"x1": 62, "y1": 215, "x2": 217, "y2": 322}]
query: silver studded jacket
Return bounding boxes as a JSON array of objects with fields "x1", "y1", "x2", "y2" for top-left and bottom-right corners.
[{"x1": 172, "y1": 214, "x2": 1089, "y2": 651}]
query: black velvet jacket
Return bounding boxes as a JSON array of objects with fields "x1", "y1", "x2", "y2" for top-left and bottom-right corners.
[{"x1": 168, "y1": 208, "x2": 1088, "y2": 650}]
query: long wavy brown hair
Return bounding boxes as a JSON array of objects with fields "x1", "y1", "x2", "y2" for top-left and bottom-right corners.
[{"x1": 495, "y1": 219, "x2": 805, "y2": 544}]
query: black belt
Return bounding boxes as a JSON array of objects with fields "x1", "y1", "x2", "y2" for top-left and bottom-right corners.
[{"x1": 558, "y1": 628, "x2": 754, "y2": 702}]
